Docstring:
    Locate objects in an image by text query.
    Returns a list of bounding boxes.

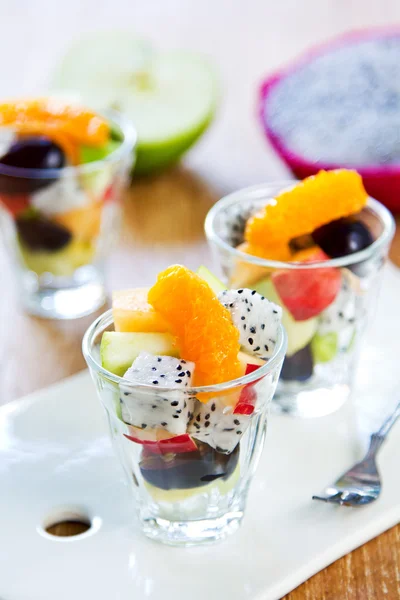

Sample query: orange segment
[245,170,368,249]
[148,265,242,387]
[0,98,109,161]
[112,288,171,333]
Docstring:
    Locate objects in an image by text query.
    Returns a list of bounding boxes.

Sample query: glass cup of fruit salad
[0,98,136,319]
[83,265,287,545]
[205,170,395,418]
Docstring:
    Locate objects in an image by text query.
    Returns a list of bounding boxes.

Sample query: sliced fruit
[80,139,120,164]
[100,331,179,377]
[280,345,314,381]
[239,241,292,261]
[51,32,217,175]
[291,246,323,262]
[230,242,291,288]
[124,426,197,454]
[234,362,262,415]
[311,332,338,363]
[18,238,95,277]
[245,170,368,249]
[79,140,121,197]
[196,265,226,294]
[0,98,109,147]
[112,288,171,333]
[237,350,265,368]
[253,276,317,356]
[53,201,102,241]
[271,249,342,321]
[147,264,242,387]
[0,194,30,217]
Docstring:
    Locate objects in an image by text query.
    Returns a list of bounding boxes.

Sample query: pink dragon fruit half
[259,27,400,213]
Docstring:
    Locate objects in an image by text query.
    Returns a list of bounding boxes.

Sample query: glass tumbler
[0,110,136,319]
[82,309,286,546]
[205,181,395,418]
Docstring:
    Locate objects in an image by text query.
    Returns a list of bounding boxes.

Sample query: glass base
[20,264,107,319]
[141,511,243,547]
[22,281,107,320]
[273,383,350,418]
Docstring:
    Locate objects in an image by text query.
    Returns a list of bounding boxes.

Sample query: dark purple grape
[16,216,71,252]
[140,441,239,491]
[281,345,313,382]
[0,137,65,194]
[312,218,374,259]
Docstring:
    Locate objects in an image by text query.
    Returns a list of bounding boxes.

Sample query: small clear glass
[0,110,136,319]
[82,309,286,546]
[205,181,395,418]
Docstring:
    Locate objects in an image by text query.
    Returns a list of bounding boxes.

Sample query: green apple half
[51,32,218,175]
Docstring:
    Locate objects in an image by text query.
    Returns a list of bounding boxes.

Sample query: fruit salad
[83,265,286,544]
[0,97,131,280]
[205,170,394,416]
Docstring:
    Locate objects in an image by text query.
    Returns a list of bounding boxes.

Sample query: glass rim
[204,181,395,270]
[0,108,137,179]
[82,309,287,393]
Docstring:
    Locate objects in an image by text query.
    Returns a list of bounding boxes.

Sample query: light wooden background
[1,1,400,598]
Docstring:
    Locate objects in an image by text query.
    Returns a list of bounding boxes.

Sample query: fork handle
[375,400,400,439]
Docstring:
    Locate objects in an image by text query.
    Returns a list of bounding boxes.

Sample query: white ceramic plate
[1,264,400,600]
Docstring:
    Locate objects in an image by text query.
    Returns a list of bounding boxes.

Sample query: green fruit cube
[197,265,226,294]
[311,332,338,363]
[101,331,179,377]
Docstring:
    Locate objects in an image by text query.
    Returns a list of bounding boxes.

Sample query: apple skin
[124,426,198,455]
[135,111,214,176]
[234,362,261,415]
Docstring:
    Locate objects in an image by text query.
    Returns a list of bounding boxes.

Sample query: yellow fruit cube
[112,288,171,333]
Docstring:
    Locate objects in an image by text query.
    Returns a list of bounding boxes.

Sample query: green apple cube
[311,332,338,363]
[253,276,318,357]
[101,331,179,377]
[197,266,226,294]
[79,139,121,196]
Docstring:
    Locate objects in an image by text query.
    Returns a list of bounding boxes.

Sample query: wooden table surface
[2,1,400,597]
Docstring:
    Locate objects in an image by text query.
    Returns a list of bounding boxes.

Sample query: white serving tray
[1,264,400,600]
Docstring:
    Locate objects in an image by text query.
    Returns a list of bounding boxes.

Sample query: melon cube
[112,288,171,333]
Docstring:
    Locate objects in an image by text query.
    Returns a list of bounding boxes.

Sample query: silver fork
[312,400,400,507]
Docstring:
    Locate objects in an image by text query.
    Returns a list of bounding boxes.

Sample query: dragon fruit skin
[259,28,400,213]
[219,288,282,358]
[120,352,195,435]
[188,397,251,454]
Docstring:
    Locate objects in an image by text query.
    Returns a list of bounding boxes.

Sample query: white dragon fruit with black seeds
[219,288,282,358]
[188,398,251,454]
[120,352,196,435]
[32,174,87,216]
[318,272,366,351]
[218,201,260,247]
